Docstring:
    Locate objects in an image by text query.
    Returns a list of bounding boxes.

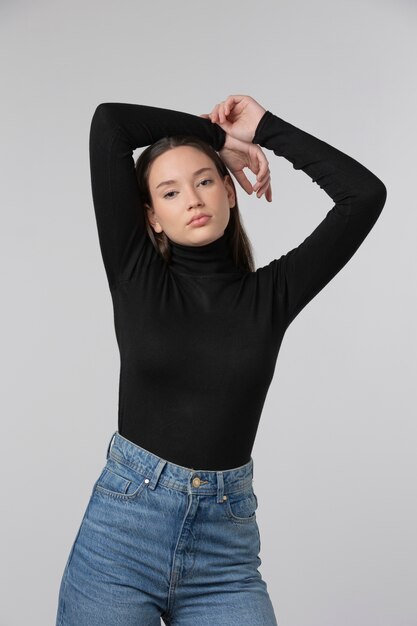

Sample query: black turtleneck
[89,102,386,470]
[167,227,239,276]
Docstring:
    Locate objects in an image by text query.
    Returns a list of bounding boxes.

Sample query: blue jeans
[55,431,278,625]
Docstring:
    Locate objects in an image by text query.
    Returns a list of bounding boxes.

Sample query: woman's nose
[187,189,203,208]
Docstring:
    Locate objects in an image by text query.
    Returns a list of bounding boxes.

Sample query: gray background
[1,0,416,624]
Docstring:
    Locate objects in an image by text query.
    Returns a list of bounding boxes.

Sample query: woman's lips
[188,215,211,227]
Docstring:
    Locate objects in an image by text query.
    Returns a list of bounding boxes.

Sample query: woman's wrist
[222,133,233,151]
[221,133,251,151]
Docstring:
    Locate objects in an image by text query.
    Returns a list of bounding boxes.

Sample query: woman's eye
[199,178,213,186]
[163,191,177,199]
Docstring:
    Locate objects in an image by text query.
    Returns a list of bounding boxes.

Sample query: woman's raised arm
[207,94,387,327]
[89,103,226,290]
[252,110,387,327]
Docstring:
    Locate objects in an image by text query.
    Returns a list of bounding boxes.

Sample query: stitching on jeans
[109,450,253,495]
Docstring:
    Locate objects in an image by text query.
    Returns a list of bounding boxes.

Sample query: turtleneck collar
[167,228,239,276]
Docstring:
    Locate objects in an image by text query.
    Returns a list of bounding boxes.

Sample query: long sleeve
[89,103,227,289]
[252,111,387,328]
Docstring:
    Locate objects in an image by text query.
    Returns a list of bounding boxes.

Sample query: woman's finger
[216,103,223,123]
[253,172,270,191]
[217,103,223,124]
[253,171,270,192]
[253,159,270,185]
[261,182,272,202]
[250,148,269,180]
[254,174,271,197]
[220,102,228,124]
[214,99,233,124]
[224,95,240,116]
[209,95,242,123]
[257,177,272,199]
[233,169,254,195]
[209,104,220,123]
[258,163,270,182]
[255,156,270,183]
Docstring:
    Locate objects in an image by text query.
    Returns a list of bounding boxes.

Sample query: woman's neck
[167,228,238,276]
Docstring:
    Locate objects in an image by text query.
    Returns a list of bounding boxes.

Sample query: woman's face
[146,146,235,246]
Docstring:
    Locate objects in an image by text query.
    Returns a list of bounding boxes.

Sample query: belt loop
[188,471,194,496]
[106,431,117,460]
[216,471,225,503]
[147,458,166,491]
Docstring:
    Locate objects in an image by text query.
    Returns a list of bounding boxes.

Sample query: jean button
[192,476,201,487]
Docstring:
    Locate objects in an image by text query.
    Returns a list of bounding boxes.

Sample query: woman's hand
[218,134,272,201]
[201,95,267,143]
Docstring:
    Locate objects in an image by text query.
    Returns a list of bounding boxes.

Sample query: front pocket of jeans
[225,488,258,524]
[94,463,147,501]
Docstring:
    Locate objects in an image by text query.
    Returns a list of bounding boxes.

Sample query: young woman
[55,95,386,626]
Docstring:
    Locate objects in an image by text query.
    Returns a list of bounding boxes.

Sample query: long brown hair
[134,135,255,273]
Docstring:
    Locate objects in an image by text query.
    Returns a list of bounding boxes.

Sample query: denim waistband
[106,431,254,503]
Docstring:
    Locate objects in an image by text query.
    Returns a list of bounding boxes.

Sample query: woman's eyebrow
[155,167,214,189]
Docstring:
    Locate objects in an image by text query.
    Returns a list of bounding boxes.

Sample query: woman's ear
[224,175,236,209]
[145,203,163,233]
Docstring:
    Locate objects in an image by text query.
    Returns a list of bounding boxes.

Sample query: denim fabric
[55,431,278,625]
